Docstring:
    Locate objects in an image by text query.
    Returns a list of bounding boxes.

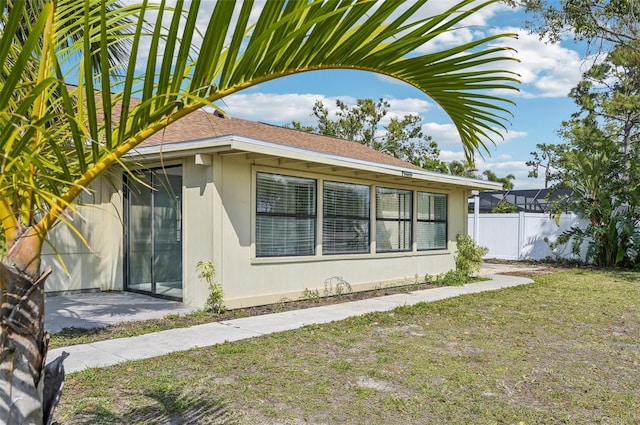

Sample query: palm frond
[2,0,520,242]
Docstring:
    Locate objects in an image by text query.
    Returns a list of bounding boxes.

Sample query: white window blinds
[376,187,413,252]
[256,172,316,257]
[417,192,447,250]
[323,181,370,254]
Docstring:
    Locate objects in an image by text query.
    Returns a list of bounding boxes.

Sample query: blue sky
[213,1,590,190]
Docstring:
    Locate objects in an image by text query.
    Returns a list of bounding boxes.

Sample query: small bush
[300,288,321,303]
[426,269,467,286]
[196,260,225,313]
[455,234,488,278]
[206,283,225,313]
[273,297,292,312]
[490,199,519,213]
[435,269,468,286]
[426,235,488,286]
[323,276,352,298]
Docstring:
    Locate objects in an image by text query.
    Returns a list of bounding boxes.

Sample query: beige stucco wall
[43,153,471,310]
[214,154,467,309]
[42,172,124,293]
[181,155,217,306]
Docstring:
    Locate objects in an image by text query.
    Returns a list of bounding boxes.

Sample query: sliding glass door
[124,166,183,300]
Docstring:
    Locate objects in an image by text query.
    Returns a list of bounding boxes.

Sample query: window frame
[322,180,371,255]
[375,186,413,253]
[252,168,453,261]
[416,191,448,251]
[255,172,317,257]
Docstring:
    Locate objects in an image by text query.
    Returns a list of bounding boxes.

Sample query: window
[256,172,316,257]
[417,192,448,250]
[376,187,412,252]
[323,181,370,254]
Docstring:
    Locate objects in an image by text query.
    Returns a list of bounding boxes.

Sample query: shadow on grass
[69,388,240,424]
[608,270,640,283]
[570,268,640,283]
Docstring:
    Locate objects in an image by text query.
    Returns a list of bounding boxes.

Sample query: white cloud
[422,123,460,146]
[488,28,584,98]
[384,98,432,120]
[408,0,510,27]
[422,122,527,148]
[395,6,585,101]
[424,26,584,100]
[221,93,339,125]
[221,93,435,126]
[438,150,466,162]
[408,1,516,53]
[414,27,476,54]
[498,129,528,144]
[474,157,545,189]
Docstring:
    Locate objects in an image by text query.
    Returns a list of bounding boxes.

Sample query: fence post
[473,191,480,242]
[518,211,525,259]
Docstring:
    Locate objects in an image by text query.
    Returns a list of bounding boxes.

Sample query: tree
[526,143,560,188]
[531,44,640,267]
[567,42,640,176]
[0,0,519,422]
[543,120,640,266]
[482,170,516,189]
[448,160,479,178]
[516,0,639,53]
[291,98,449,173]
[491,199,520,213]
[517,1,640,266]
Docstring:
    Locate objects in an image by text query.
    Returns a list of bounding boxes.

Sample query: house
[42,110,501,308]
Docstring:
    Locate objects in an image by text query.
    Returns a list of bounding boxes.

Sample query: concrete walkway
[48,274,534,374]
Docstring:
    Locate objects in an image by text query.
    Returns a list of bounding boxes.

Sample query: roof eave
[127,135,502,191]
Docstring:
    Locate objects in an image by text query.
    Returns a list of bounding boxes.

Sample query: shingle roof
[139,109,424,171]
[83,85,426,171]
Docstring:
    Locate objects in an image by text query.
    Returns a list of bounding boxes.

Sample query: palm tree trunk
[0,233,65,425]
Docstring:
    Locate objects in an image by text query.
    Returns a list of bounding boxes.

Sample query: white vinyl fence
[468,212,589,261]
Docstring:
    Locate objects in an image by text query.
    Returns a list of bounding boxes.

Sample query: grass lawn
[54,270,640,424]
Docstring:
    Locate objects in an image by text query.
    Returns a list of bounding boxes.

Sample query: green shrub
[455,234,488,278]
[490,199,519,213]
[300,288,321,303]
[434,269,467,286]
[428,235,488,286]
[196,260,225,313]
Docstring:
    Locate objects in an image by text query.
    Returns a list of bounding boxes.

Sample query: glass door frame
[123,165,183,301]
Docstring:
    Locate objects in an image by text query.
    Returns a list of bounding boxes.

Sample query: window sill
[251,249,451,265]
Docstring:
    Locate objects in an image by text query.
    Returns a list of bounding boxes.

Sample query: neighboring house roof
[124,107,500,191]
[468,188,574,213]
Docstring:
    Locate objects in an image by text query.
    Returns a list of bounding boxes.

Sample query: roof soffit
[129,134,501,191]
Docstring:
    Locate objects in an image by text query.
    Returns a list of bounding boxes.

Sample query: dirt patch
[481,259,580,277]
[217,282,442,318]
[355,376,414,398]
[499,266,570,277]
